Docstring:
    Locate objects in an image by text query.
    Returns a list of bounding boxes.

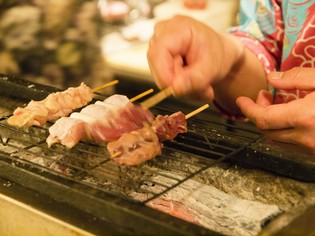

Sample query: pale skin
[237,67,315,151]
[147,15,315,152]
[147,15,267,115]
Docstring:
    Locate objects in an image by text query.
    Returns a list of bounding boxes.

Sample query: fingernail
[268,71,283,80]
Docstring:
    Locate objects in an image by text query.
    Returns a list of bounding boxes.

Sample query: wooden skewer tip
[111,151,121,159]
[130,88,154,102]
[185,104,209,120]
[92,80,119,92]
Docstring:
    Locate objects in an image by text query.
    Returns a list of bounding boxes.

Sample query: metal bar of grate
[0,107,250,204]
[2,75,315,236]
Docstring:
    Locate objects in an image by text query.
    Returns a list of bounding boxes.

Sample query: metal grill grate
[0,106,261,204]
[1,75,315,235]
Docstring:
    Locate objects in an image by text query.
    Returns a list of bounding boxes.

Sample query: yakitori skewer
[109,104,210,163]
[46,89,155,148]
[7,80,119,128]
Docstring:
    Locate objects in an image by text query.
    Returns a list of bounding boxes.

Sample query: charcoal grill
[0,74,315,236]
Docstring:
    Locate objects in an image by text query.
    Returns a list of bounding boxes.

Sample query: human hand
[236,67,315,151]
[183,0,207,9]
[147,15,243,101]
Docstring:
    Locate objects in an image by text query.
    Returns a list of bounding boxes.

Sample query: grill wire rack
[1,74,315,235]
[0,104,261,204]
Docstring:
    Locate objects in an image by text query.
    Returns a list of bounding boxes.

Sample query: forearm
[213,45,268,115]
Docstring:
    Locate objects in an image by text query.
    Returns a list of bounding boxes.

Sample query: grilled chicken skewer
[47,89,155,148]
[46,87,172,148]
[7,80,119,128]
[108,104,209,166]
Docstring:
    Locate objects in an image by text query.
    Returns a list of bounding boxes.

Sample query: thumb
[236,96,255,116]
[203,86,215,101]
[172,64,212,97]
[255,90,273,106]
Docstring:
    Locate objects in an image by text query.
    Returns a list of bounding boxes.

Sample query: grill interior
[1,74,315,236]
[0,97,259,204]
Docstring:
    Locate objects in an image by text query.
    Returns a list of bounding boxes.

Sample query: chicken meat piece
[47,117,85,148]
[152,111,187,141]
[46,94,154,148]
[107,111,187,166]
[7,82,93,128]
[85,105,155,143]
[107,125,162,166]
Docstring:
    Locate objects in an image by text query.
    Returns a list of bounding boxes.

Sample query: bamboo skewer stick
[140,86,173,109]
[111,152,122,159]
[130,89,154,102]
[185,104,209,119]
[93,81,152,103]
[92,80,119,92]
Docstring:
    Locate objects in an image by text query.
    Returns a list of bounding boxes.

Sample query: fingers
[147,38,176,89]
[171,63,213,96]
[263,128,315,151]
[184,0,207,9]
[147,16,215,99]
[255,90,273,106]
[147,15,230,101]
[268,67,315,91]
[236,96,294,130]
[238,92,315,151]
[147,16,193,90]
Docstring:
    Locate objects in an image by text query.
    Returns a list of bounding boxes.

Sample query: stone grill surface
[0,75,315,236]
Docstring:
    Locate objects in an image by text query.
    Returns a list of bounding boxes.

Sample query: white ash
[6,145,72,175]
[196,163,315,212]
[0,139,27,154]
[145,174,281,236]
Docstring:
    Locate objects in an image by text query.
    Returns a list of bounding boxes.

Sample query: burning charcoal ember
[146,177,282,236]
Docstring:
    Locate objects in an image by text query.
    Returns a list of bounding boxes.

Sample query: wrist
[220,34,245,79]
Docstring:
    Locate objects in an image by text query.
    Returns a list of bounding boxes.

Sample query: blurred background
[0,0,239,90]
